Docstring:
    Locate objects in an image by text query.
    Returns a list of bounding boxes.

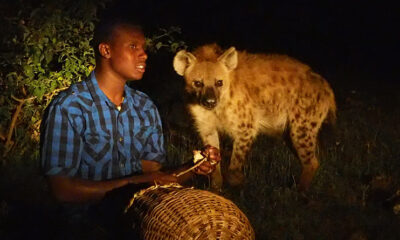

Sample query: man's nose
[139,49,148,60]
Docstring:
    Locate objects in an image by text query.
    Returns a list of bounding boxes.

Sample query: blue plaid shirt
[40,72,166,180]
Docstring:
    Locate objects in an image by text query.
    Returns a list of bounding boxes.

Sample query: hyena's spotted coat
[173,44,336,191]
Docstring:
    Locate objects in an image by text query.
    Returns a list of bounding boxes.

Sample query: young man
[40,17,220,204]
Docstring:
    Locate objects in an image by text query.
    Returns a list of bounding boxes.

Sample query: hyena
[173,44,336,191]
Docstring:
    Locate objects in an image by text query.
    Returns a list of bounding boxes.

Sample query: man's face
[107,25,147,81]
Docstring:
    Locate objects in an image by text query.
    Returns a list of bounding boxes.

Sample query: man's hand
[193,145,221,175]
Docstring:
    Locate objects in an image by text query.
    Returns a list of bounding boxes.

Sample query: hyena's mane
[192,43,223,62]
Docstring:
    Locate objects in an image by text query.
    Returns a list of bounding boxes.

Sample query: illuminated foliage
[0,0,186,163]
[0,0,104,162]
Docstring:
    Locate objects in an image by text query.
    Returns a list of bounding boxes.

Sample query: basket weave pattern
[126,184,255,240]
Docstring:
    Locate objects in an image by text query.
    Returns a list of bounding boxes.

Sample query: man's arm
[47,175,130,203]
[48,146,221,203]
[47,160,178,203]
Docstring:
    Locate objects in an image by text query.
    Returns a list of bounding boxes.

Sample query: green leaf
[50,80,57,92]
[23,65,34,79]
[155,42,163,50]
[45,51,53,64]
[33,87,45,99]
[171,42,179,52]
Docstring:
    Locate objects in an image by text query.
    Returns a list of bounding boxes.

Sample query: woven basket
[125,184,255,240]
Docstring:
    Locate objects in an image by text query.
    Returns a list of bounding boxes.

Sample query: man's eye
[193,81,204,88]
[130,44,137,49]
[215,80,223,87]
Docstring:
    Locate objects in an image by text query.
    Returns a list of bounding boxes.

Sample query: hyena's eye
[215,80,223,87]
[193,80,204,88]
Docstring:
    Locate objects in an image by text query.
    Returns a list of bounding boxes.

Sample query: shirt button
[119,137,123,142]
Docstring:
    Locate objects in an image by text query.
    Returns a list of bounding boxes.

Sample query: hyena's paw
[226,169,245,186]
[297,161,319,192]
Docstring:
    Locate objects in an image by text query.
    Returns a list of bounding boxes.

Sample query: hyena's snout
[200,87,218,109]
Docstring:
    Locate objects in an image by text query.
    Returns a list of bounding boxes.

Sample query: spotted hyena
[173,44,336,191]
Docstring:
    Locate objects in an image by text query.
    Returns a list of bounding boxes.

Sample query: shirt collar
[86,71,145,111]
[86,71,111,106]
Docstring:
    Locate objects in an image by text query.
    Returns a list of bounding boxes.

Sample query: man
[40,17,221,204]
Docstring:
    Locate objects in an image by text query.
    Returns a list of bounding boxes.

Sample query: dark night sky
[113,0,398,88]
[1,0,396,88]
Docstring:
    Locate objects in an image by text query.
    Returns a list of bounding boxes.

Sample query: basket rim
[124,183,189,213]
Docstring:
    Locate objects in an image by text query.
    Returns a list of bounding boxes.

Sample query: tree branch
[2,86,69,160]
[3,100,24,158]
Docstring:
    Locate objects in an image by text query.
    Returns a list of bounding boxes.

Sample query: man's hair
[92,17,143,59]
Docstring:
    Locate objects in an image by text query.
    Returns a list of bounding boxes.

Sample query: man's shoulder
[50,80,92,109]
[125,86,149,99]
[126,87,157,111]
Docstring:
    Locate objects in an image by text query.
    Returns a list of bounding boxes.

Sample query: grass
[1,75,399,239]
[161,81,400,239]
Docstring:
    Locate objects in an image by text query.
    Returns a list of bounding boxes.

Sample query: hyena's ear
[218,47,238,71]
[173,50,197,76]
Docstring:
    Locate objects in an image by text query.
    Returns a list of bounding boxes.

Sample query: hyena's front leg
[202,131,224,190]
[226,128,256,186]
[195,124,223,189]
[190,106,223,189]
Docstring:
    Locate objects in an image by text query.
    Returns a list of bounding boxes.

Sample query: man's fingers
[194,162,216,175]
[202,145,221,163]
[191,145,221,176]
[200,161,212,168]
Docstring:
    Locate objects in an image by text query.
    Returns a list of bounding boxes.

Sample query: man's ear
[98,43,111,59]
[218,47,238,71]
[173,50,197,76]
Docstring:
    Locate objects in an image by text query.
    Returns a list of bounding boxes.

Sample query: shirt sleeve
[140,107,166,164]
[40,100,83,177]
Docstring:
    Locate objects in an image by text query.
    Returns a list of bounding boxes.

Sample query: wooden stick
[173,157,207,177]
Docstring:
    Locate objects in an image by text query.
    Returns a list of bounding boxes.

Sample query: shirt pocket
[83,132,112,162]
